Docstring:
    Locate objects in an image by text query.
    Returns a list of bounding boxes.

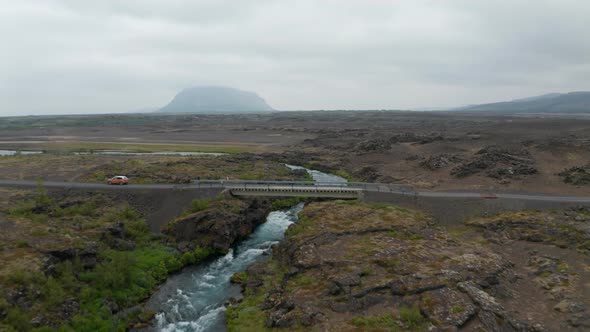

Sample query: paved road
[416,191,590,203]
[0,179,181,190]
[1,179,590,203]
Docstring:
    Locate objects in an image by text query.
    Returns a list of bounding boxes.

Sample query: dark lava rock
[452,145,537,179]
[163,198,272,252]
[354,139,391,153]
[419,287,477,328]
[559,164,590,185]
[107,222,125,238]
[101,222,138,252]
[109,238,137,251]
[352,166,380,182]
[420,153,462,170]
[458,281,545,332]
[388,132,444,145]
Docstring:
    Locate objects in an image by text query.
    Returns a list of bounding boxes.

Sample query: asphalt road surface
[1,179,589,203]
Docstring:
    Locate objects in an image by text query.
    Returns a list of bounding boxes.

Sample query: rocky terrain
[227,201,590,331]
[450,145,537,181]
[2,111,590,194]
[162,196,273,252]
[559,164,590,185]
[0,187,165,330]
[0,186,279,331]
[0,153,306,184]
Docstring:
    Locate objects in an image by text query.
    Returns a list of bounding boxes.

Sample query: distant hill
[456,91,590,113]
[159,86,274,113]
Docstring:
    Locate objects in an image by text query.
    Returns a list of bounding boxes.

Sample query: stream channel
[144,166,347,332]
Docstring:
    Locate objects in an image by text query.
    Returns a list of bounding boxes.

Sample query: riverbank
[0,187,211,331]
[145,203,304,331]
[0,185,289,331]
[227,201,590,331]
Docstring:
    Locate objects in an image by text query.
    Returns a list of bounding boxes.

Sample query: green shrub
[399,305,425,328]
[178,198,211,217]
[409,233,425,241]
[94,252,136,291]
[57,259,80,290]
[180,246,216,266]
[351,314,398,329]
[44,276,66,306]
[271,197,304,210]
[15,240,30,248]
[165,256,182,273]
[578,240,590,251]
[125,219,150,242]
[151,261,168,282]
[30,228,49,236]
[35,180,54,208]
[451,305,464,313]
[64,201,97,217]
[230,271,248,284]
[387,231,400,238]
[119,206,139,220]
[5,308,31,331]
[8,202,35,217]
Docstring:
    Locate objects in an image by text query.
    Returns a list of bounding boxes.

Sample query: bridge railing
[189,180,414,194]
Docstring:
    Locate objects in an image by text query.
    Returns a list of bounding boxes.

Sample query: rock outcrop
[559,164,590,185]
[420,153,462,170]
[163,197,272,252]
[227,201,584,331]
[452,145,537,180]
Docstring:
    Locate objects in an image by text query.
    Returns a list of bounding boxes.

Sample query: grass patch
[2,142,251,154]
[409,233,425,241]
[0,194,220,331]
[226,261,287,332]
[374,257,400,271]
[451,305,464,313]
[399,305,426,329]
[271,197,305,210]
[230,271,248,284]
[179,198,211,217]
[286,274,315,292]
[332,169,361,182]
[285,214,313,237]
[351,314,399,330]
[360,266,374,276]
[15,240,30,248]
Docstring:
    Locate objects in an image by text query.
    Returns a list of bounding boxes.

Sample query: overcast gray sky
[1,0,589,115]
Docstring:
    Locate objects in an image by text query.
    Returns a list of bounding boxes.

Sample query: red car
[107,176,129,185]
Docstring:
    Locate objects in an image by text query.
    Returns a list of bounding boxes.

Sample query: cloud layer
[1,0,589,115]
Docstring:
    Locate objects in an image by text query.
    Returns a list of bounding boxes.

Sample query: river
[144,166,346,332]
[0,150,43,156]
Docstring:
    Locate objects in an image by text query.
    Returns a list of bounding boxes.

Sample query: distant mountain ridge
[158,86,274,113]
[456,91,590,113]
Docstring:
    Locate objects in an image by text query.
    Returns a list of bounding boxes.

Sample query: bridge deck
[228,185,363,198]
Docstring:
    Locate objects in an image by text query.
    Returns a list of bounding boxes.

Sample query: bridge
[193,180,413,198]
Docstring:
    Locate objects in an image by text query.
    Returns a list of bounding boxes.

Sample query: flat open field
[2,111,590,194]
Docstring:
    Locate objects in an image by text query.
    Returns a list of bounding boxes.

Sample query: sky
[1,0,589,115]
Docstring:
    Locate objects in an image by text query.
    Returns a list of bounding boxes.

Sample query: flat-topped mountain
[159,86,274,113]
[457,91,590,113]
